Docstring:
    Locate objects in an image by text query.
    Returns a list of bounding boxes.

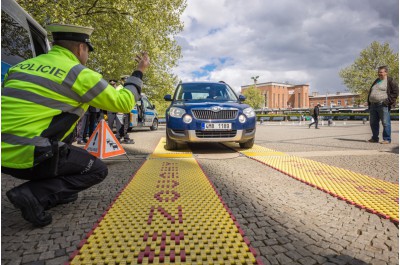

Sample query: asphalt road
[2,121,399,265]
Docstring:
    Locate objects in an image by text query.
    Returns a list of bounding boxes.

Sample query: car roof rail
[218,80,226,84]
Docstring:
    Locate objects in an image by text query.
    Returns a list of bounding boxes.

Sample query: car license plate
[201,123,232,131]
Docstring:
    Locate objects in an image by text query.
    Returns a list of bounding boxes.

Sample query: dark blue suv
[164,81,256,150]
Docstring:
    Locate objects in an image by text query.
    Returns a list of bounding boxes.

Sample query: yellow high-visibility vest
[1,45,142,169]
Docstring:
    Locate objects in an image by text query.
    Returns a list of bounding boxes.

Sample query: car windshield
[174,83,238,101]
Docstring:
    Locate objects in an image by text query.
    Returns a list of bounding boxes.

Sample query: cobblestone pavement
[1,122,398,264]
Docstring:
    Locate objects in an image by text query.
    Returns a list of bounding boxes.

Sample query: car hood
[171,101,250,111]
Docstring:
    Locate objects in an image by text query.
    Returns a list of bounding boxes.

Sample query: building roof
[310,92,359,98]
[241,82,297,88]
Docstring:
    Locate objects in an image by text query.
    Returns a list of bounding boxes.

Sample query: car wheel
[239,137,254,149]
[165,132,178,150]
[150,119,158,131]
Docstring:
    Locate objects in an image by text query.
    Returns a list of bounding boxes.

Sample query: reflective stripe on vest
[81,78,109,103]
[6,65,107,104]
[61,64,85,89]
[2,133,51,147]
[6,71,82,101]
[2,87,85,117]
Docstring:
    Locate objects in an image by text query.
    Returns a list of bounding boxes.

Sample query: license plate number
[201,123,232,130]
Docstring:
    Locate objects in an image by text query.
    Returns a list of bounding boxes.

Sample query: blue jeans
[369,103,391,142]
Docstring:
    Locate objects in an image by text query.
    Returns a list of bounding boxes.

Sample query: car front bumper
[167,128,256,143]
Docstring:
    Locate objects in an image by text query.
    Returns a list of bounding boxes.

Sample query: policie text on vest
[12,63,66,78]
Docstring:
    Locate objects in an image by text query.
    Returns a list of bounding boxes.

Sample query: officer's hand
[135,52,150,73]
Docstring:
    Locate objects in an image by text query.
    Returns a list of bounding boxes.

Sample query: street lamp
[251,76,259,86]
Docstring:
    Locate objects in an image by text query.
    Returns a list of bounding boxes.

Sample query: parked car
[164,81,256,150]
[114,95,158,131]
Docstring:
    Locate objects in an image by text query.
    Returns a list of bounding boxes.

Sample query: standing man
[367,66,399,144]
[76,110,90,144]
[308,104,320,129]
[118,75,134,144]
[107,79,123,140]
[1,23,150,227]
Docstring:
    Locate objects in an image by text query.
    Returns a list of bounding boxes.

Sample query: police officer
[1,23,150,227]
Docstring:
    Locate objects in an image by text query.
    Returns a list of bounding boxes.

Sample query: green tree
[242,85,264,109]
[18,0,186,108]
[339,41,399,101]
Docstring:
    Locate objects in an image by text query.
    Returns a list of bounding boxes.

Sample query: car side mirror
[152,104,156,109]
[164,94,172,101]
[238,95,246,102]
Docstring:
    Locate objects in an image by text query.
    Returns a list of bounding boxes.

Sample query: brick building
[309,92,362,108]
[241,82,309,109]
[241,82,363,109]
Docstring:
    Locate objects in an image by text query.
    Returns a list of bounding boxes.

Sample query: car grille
[195,130,237,138]
[192,109,238,120]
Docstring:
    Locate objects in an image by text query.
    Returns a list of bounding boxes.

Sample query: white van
[1,0,50,81]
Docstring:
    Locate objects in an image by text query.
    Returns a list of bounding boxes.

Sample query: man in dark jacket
[309,104,320,129]
[367,66,399,144]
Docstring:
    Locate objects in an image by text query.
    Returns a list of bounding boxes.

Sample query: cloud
[174,0,399,94]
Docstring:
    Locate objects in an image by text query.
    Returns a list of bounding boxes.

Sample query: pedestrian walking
[367,66,399,144]
[1,23,150,227]
[309,104,321,129]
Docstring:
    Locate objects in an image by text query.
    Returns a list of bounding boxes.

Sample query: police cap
[46,23,94,52]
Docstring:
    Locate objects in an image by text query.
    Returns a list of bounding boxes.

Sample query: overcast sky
[173,0,399,94]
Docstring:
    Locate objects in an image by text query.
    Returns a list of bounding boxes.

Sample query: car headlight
[169,107,186,118]
[239,114,247,123]
[243,107,255,118]
[183,114,192,124]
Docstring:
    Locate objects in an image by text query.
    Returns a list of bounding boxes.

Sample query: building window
[278,94,280,108]
[337,100,341,106]
[345,100,348,105]
[298,93,301,108]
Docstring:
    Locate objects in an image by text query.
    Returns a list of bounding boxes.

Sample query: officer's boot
[123,138,134,144]
[6,186,52,227]
[43,193,79,210]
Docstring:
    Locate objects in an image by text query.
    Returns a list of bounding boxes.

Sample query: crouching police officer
[1,24,150,227]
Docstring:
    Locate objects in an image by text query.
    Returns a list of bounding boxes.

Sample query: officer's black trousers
[2,145,108,209]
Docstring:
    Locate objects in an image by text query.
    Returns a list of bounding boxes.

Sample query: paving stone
[285,250,303,261]
[369,259,388,265]
[258,246,277,256]
[251,240,265,248]
[306,244,324,255]
[295,247,313,257]
[23,261,45,265]
[45,256,69,265]
[54,248,66,257]
[329,242,344,252]
[271,245,287,253]
[299,256,317,265]
[21,254,40,264]
[264,238,279,246]
[274,253,293,264]
[38,250,55,260]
